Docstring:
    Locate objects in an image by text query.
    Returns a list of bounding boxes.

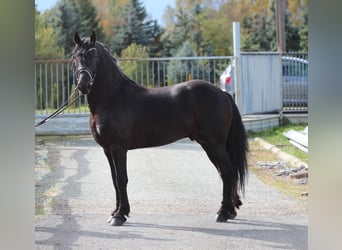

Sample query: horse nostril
[77,82,91,95]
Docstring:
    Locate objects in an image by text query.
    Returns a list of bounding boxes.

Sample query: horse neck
[87,50,145,111]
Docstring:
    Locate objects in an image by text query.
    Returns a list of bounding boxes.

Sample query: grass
[248,120,308,164]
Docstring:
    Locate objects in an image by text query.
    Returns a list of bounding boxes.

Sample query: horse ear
[90,31,96,46]
[74,32,82,46]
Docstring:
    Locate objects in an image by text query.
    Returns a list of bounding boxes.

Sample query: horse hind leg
[216,174,240,222]
[198,140,239,222]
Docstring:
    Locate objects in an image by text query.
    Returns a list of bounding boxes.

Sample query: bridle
[74,48,96,86]
[76,67,96,87]
[75,47,97,88]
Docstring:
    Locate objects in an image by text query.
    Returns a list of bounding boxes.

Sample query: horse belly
[130,110,193,149]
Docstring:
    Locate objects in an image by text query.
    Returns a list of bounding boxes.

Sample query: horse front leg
[104,149,120,222]
[106,146,130,226]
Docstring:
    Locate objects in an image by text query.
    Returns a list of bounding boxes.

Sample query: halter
[75,47,97,87]
[76,67,96,86]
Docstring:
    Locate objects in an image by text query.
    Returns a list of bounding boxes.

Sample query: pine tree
[76,0,104,38]
[241,13,272,52]
[50,0,104,58]
[111,0,161,56]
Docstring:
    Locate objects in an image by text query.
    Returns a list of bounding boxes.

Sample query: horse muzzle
[77,68,95,95]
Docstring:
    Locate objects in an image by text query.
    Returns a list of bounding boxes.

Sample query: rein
[35,87,83,127]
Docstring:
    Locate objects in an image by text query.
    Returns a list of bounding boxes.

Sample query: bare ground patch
[248,139,308,202]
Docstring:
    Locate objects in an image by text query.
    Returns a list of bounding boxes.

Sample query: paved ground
[35,136,307,249]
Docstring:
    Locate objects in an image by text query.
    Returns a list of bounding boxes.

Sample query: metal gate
[239,53,283,115]
[236,52,308,115]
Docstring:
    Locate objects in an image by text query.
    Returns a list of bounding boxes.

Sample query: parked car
[219,64,235,96]
[282,56,308,106]
[219,56,308,106]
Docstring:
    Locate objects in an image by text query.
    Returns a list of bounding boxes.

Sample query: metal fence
[34,56,233,115]
[34,53,308,116]
[35,59,84,115]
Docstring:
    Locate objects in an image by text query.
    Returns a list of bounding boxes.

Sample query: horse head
[72,31,99,95]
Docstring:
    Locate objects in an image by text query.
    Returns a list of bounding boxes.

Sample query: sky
[35,0,175,26]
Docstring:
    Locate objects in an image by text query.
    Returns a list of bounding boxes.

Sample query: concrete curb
[254,137,308,169]
[35,114,280,136]
[35,114,90,135]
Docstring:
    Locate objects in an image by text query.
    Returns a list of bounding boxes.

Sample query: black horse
[72,32,248,226]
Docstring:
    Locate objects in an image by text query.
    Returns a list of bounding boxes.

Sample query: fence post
[233,22,243,113]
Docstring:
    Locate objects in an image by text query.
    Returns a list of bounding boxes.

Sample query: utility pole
[276,0,286,52]
[233,22,242,112]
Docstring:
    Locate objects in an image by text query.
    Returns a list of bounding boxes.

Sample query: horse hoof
[227,210,237,219]
[235,199,243,209]
[109,216,126,226]
[215,214,228,223]
[107,216,114,223]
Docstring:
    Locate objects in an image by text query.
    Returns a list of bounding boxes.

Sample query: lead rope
[35,87,83,127]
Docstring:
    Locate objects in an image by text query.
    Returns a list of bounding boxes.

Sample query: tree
[241,0,304,52]
[169,7,192,55]
[47,0,104,58]
[120,43,152,86]
[162,4,202,56]
[199,9,232,56]
[284,9,301,52]
[35,7,65,110]
[299,13,308,51]
[91,0,129,38]
[167,41,196,84]
[111,0,162,57]
[241,13,272,52]
[35,8,64,59]
[146,20,164,57]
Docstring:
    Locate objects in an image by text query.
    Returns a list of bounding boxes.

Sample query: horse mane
[95,42,141,88]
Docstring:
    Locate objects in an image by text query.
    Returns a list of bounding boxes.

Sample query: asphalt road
[35,137,307,249]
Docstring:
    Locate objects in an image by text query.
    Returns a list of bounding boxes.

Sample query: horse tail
[226,94,249,194]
